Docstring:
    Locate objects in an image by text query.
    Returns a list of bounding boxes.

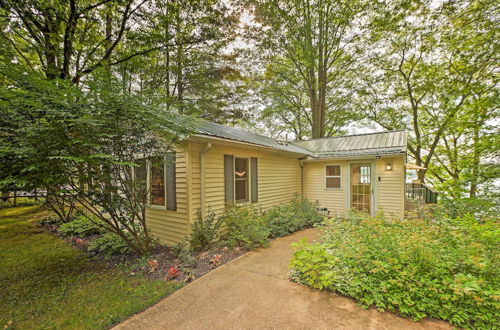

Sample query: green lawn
[0,206,182,330]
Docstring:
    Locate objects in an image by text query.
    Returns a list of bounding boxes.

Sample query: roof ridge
[293,130,406,142]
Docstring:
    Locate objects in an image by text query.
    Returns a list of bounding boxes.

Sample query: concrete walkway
[115,229,451,330]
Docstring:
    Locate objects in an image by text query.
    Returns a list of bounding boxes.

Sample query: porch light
[385,162,392,171]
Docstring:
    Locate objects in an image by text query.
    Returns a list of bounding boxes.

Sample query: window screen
[326,165,341,188]
[234,157,249,202]
[150,158,165,206]
[166,153,176,211]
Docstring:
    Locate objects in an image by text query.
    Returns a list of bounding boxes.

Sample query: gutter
[300,152,406,162]
[190,134,312,157]
[200,143,212,219]
[300,160,305,195]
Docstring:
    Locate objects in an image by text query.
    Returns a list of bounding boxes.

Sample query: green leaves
[252,0,365,138]
[290,215,500,328]
[0,64,194,255]
[263,196,323,238]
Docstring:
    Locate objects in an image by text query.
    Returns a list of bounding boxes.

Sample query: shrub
[172,239,191,257]
[263,196,322,238]
[58,215,104,237]
[179,251,198,268]
[171,239,197,268]
[290,215,500,328]
[88,232,132,257]
[40,215,65,226]
[220,205,269,249]
[433,197,498,221]
[189,210,225,250]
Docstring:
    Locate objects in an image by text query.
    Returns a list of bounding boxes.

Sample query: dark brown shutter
[224,155,234,203]
[251,157,258,202]
[166,152,177,211]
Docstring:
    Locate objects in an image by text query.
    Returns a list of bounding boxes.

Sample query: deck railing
[406,183,438,204]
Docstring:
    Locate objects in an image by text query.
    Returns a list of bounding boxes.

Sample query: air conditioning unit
[317,207,328,217]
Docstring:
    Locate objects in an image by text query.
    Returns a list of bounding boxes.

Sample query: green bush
[263,196,322,238]
[189,210,225,250]
[220,205,269,249]
[433,197,498,221]
[290,215,500,328]
[172,239,191,257]
[179,250,198,268]
[58,215,104,237]
[40,215,65,226]
[177,198,322,252]
[89,232,132,257]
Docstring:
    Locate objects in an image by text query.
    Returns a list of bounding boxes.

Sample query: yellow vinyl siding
[189,143,203,216]
[189,142,302,219]
[147,139,406,246]
[146,148,189,245]
[304,156,405,219]
[376,156,405,218]
[303,161,348,217]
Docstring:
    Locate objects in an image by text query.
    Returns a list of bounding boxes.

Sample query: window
[134,154,176,210]
[224,155,258,204]
[234,157,249,202]
[134,159,148,202]
[325,165,341,189]
[150,158,165,206]
[359,166,371,184]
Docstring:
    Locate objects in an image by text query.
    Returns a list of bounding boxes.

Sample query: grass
[0,205,183,329]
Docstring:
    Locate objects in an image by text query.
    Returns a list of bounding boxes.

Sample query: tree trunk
[175,10,184,112]
[104,7,113,76]
[44,15,59,80]
[469,125,480,198]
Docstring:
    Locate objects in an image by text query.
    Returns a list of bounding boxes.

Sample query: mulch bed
[38,221,246,284]
[130,245,245,283]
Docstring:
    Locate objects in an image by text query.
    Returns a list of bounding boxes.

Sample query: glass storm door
[350,164,372,213]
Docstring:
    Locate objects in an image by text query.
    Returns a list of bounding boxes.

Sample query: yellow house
[143,120,407,245]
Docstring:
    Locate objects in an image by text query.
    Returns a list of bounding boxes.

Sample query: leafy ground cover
[0,197,323,329]
[290,214,500,329]
[0,206,182,330]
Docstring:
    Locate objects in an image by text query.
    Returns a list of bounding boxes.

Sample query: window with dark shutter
[134,159,148,203]
[224,155,234,203]
[150,157,165,206]
[166,152,177,211]
[251,157,258,202]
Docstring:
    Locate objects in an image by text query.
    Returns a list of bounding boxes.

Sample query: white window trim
[325,164,342,190]
[234,156,251,204]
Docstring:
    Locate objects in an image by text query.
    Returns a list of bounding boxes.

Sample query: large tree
[114,0,241,121]
[249,0,366,138]
[0,0,157,83]
[355,0,498,188]
[0,65,191,254]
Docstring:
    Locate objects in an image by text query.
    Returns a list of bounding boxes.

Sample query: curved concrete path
[115,229,450,330]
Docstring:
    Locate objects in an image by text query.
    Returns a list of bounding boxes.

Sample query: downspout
[300,160,305,196]
[200,143,212,219]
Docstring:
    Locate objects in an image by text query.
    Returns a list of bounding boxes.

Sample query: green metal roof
[190,119,314,155]
[180,117,406,158]
[292,130,407,158]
